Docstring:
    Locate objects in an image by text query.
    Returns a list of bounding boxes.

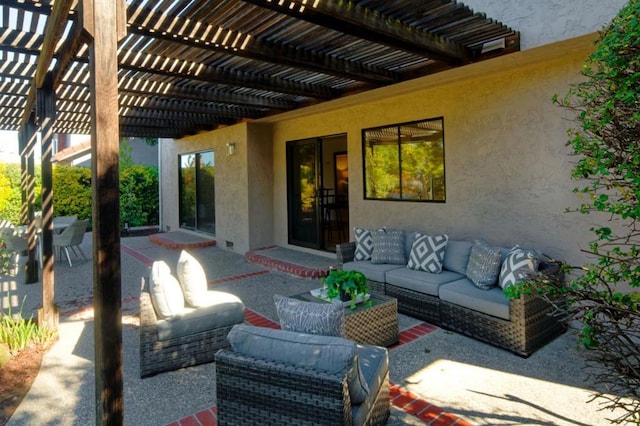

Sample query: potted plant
[321,268,369,310]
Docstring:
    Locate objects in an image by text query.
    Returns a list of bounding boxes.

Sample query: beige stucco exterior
[159,123,273,254]
[160,33,610,266]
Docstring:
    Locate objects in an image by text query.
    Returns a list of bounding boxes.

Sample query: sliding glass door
[179,150,216,234]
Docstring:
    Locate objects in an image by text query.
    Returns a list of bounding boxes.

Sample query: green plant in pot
[321,269,369,310]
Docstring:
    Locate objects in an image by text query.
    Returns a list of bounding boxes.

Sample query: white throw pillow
[176,250,208,307]
[150,260,184,319]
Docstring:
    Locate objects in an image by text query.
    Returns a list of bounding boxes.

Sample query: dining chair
[0,225,29,274]
[53,219,89,267]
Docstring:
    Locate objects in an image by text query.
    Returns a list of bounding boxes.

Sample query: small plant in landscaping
[0,295,57,356]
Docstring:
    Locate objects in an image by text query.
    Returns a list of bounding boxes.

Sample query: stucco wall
[462,0,626,50]
[246,123,275,250]
[159,124,253,253]
[269,37,602,266]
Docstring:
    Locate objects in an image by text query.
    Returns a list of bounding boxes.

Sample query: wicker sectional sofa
[337,231,565,357]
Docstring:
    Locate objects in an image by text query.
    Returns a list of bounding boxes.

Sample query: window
[179,150,216,234]
[363,117,445,201]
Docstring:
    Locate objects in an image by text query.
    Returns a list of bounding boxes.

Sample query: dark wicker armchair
[215,349,390,425]
[139,277,244,377]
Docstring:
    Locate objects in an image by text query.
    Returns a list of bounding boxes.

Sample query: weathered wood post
[36,73,59,327]
[18,116,39,284]
[80,0,127,423]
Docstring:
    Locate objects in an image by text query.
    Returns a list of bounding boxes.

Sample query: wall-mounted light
[226,142,236,156]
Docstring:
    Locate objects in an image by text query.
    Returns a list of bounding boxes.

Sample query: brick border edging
[245,250,330,278]
[148,233,216,250]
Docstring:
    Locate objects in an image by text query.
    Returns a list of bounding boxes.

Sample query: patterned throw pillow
[466,239,502,290]
[371,229,406,265]
[499,249,539,290]
[354,227,374,261]
[274,294,345,337]
[407,233,449,273]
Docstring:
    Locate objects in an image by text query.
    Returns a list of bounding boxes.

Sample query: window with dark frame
[362,117,445,202]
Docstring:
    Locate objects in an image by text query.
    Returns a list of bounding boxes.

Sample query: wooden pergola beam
[244,0,473,64]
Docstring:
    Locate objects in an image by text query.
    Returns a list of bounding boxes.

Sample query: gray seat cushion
[385,267,465,296]
[439,278,510,320]
[227,324,370,404]
[156,290,245,340]
[342,261,403,283]
[443,240,473,274]
[352,344,389,426]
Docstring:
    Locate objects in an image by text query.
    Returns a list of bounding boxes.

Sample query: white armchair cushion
[176,250,208,307]
[150,260,184,319]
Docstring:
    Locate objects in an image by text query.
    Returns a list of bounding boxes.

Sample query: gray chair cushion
[342,261,403,283]
[371,229,406,265]
[227,324,369,404]
[156,290,245,340]
[439,278,510,320]
[466,239,502,290]
[273,294,345,337]
[443,240,473,274]
[386,267,465,296]
[352,344,389,425]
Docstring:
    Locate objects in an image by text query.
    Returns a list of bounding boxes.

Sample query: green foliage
[120,164,159,227]
[53,165,93,220]
[0,159,159,230]
[0,163,41,225]
[321,269,369,310]
[0,295,57,356]
[513,2,640,422]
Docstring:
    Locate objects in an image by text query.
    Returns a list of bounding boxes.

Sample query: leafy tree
[0,163,41,225]
[508,2,640,423]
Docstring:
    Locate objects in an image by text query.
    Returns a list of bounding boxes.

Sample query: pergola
[0,0,519,423]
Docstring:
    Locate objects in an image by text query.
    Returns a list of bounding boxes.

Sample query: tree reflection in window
[363,117,445,201]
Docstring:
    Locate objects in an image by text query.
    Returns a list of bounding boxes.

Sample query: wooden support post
[81,0,127,423]
[18,116,39,284]
[36,74,59,326]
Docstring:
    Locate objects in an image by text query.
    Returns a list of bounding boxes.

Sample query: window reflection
[363,118,445,201]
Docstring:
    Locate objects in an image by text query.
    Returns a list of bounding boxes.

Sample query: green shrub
[0,163,41,225]
[53,165,93,220]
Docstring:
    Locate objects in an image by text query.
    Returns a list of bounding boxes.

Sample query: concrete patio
[0,231,631,425]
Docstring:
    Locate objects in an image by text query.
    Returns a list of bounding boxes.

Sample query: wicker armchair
[139,277,244,377]
[215,349,390,425]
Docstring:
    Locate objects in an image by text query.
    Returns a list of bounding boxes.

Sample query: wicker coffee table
[292,290,399,347]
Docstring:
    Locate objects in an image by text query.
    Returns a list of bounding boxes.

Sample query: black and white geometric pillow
[499,249,539,290]
[407,233,449,273]
[354,227,375,261]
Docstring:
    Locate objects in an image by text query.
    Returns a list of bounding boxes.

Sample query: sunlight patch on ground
[403,359,625,425]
